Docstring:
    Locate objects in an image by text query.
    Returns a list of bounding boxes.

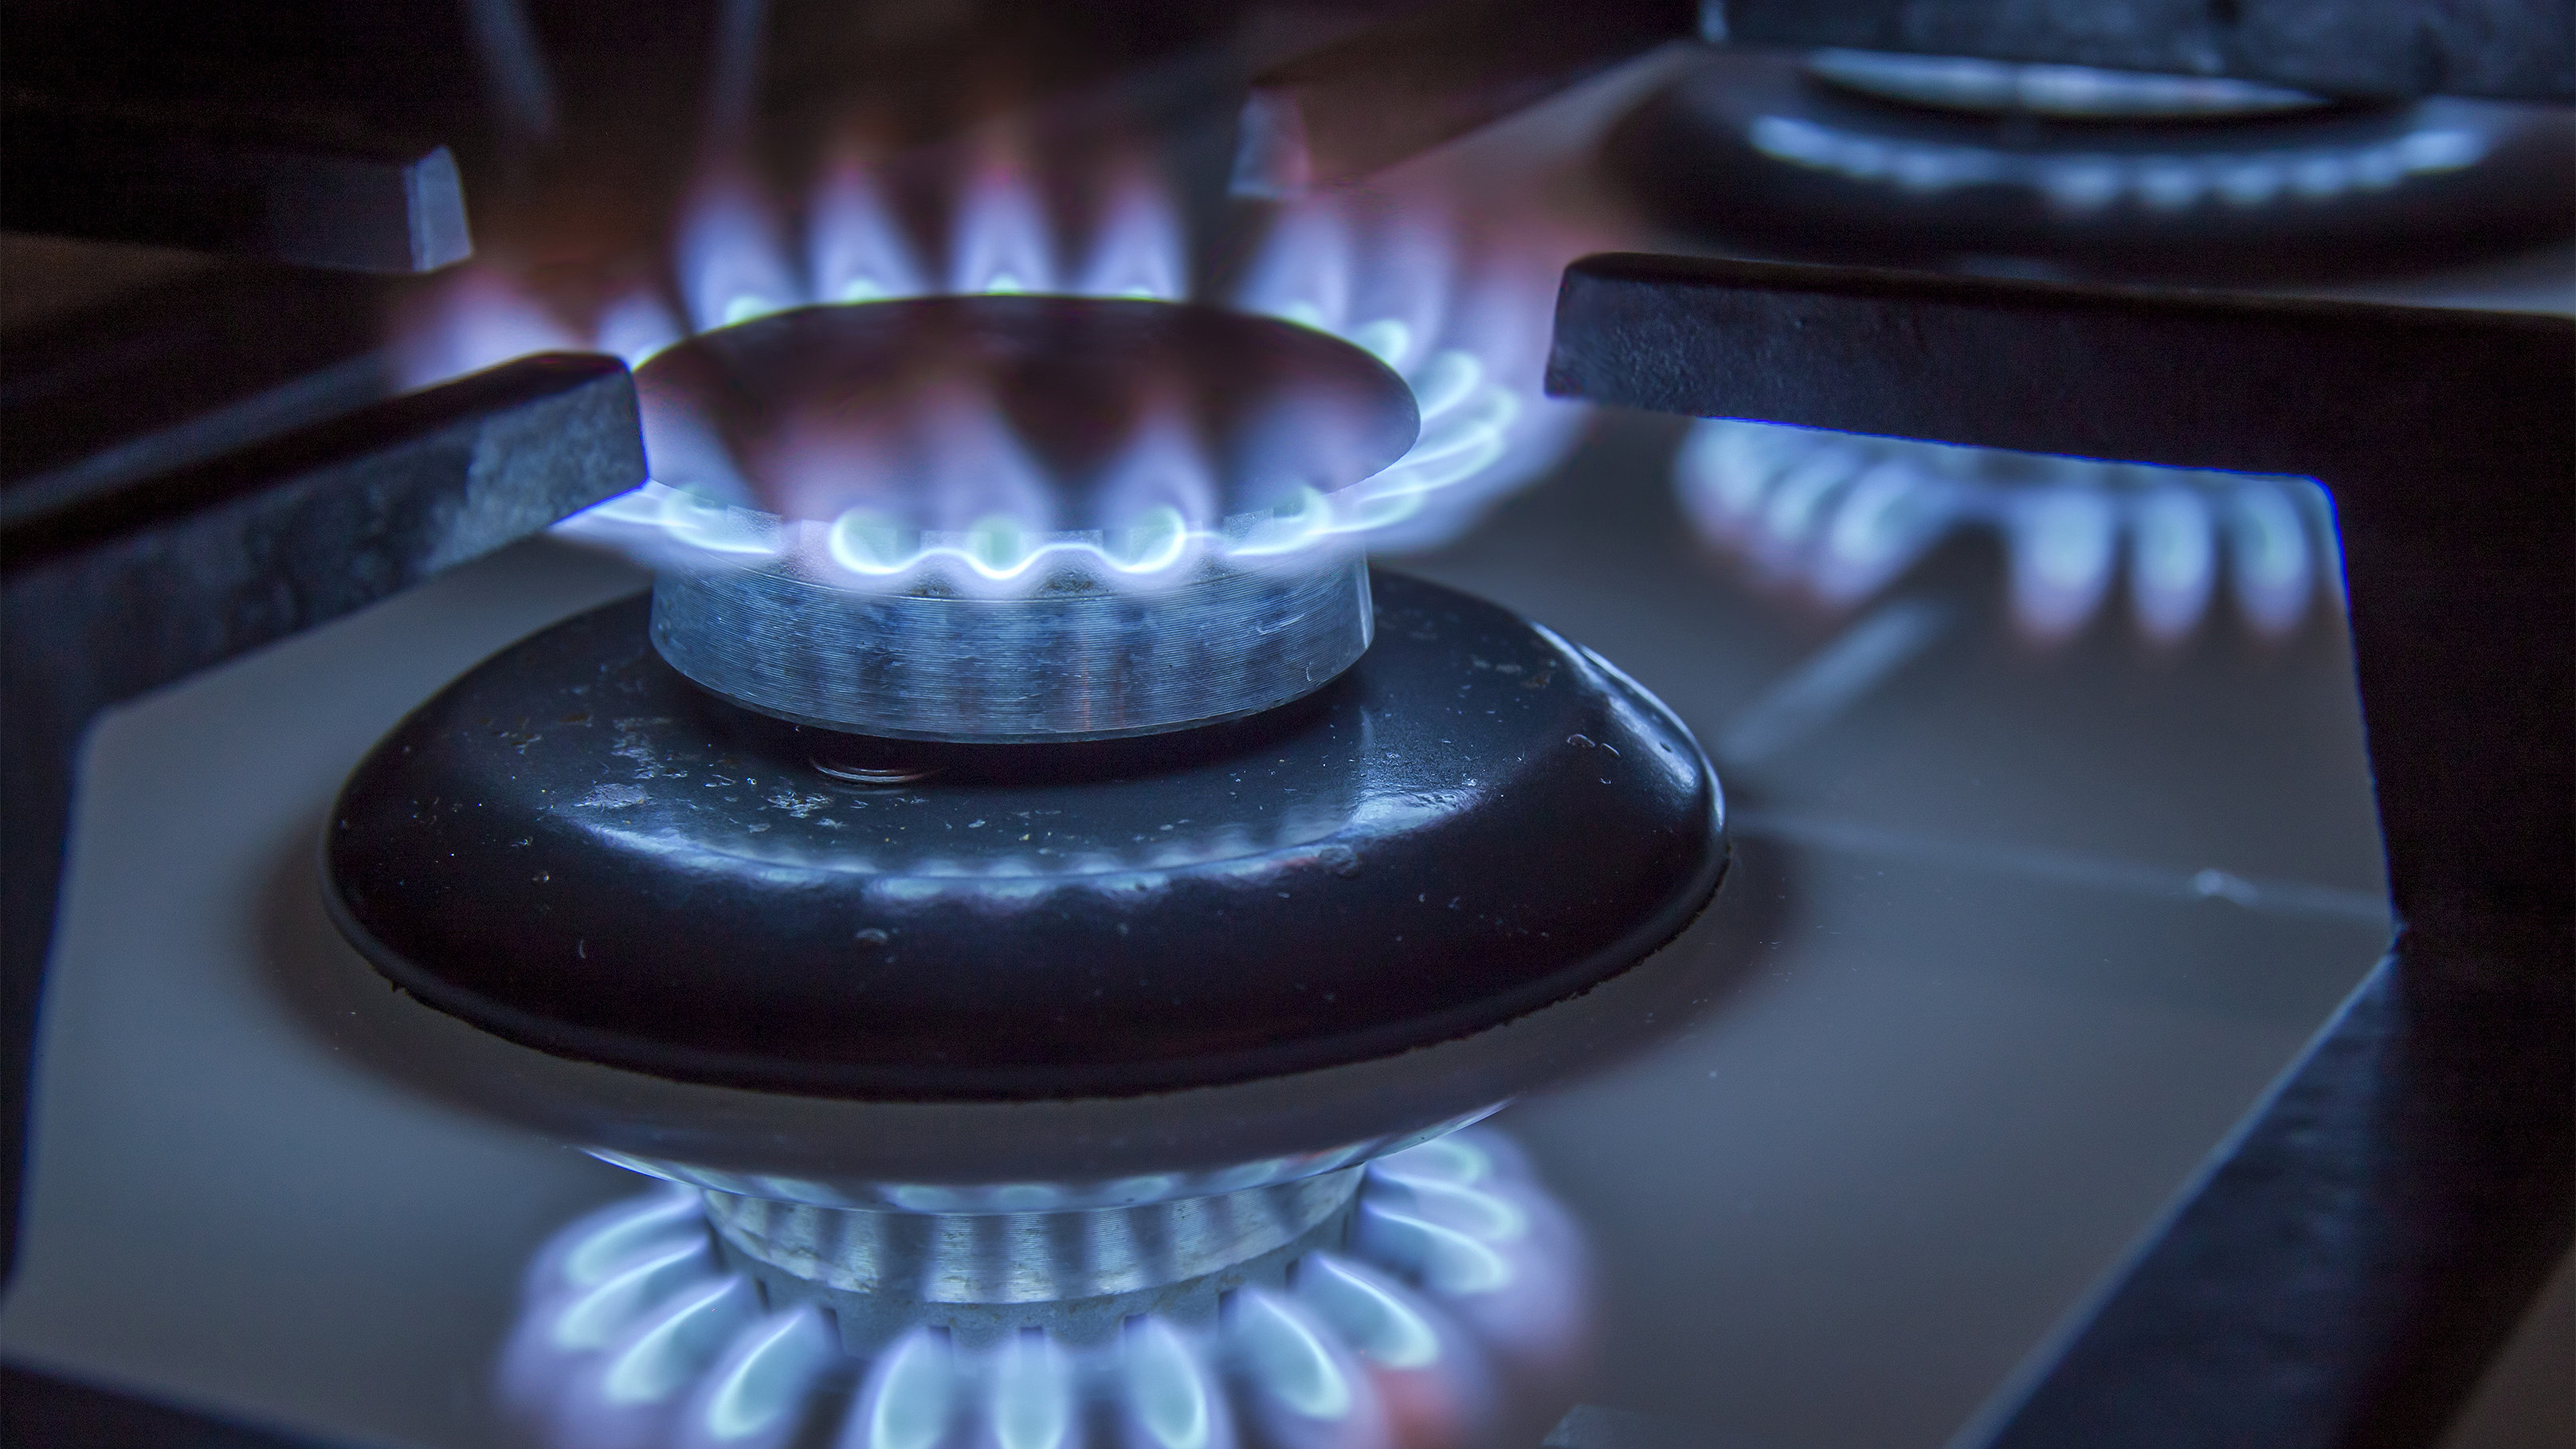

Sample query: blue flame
[500,1128,1588,1449]
[1233,1291,1355,1421]
[1676,418,2339,643]
[406,141,1588,597]
[1745,112,2493,213]
[857,1330,956,1449]
[602,1277,759,1407]
[1120,1318,1223,1449]
[988,1332,1076,1449]
[687,1307,837,1447]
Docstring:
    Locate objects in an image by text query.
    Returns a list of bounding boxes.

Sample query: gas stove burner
[1676,419,2337,643]
[310,565,1723,1400]
[1802,49,2327,122]
[409,165,1589,571]
[499,1129,1584,1449]
[618,296,1419,740]
[1605,51,2575,280]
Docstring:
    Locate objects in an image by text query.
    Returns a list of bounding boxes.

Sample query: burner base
[706,1171,1362,1351]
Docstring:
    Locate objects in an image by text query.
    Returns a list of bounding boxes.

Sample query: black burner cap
[324,571,1726,1099]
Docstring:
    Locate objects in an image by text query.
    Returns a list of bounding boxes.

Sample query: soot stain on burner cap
[323,571,1727,1101]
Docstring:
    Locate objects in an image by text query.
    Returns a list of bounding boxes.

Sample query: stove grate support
[0,351,647,1292]
[1545,250,2574,1449]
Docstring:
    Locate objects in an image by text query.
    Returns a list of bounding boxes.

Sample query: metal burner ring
[652,553,1371,740]
[627,296,1417,741]
[703,1169,1362,1349]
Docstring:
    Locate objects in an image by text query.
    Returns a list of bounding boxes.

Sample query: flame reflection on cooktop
[499,1130,1583,1449]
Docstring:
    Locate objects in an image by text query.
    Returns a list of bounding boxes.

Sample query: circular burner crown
[629,297,1420,741]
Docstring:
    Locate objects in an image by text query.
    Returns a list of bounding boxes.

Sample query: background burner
[621,295,1420,739]
[1604,49,2576,283]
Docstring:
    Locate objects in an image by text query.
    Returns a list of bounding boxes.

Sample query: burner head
[647,553,1377,742]
[629,296,1421,740]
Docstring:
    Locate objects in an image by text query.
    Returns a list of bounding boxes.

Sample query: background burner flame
[620,295,1416,604]
[1676,419,2343,645]
[398,135,1587,593]
[1742,108,2495,214]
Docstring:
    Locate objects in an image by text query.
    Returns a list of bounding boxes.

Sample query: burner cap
[322,572,1725,1120]
[627,297,1421,741]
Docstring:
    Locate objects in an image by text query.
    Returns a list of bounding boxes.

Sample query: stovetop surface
[0,401,2391,1449]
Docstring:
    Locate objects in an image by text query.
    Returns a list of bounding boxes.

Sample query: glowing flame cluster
[500,1130,1585,1449]
[1676,419,2342,644]
[400,147,1584,593]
